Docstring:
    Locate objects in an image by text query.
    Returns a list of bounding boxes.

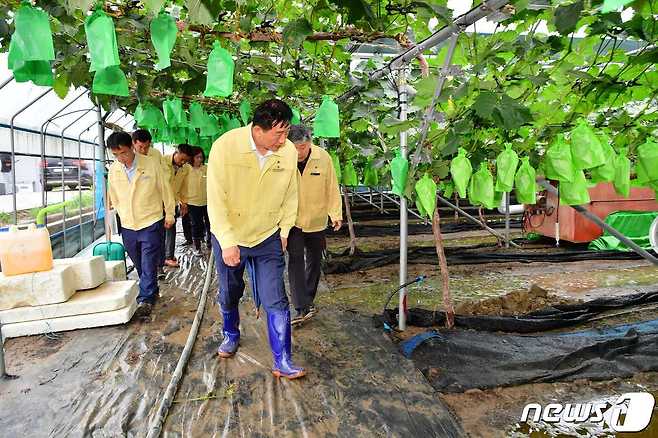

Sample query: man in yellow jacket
[132,129,162,160]
[107,132,175,317]
[287,125,342,326]
[207,99,305,379]
[161,144,193,268]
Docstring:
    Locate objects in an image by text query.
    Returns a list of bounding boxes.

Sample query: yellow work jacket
[207,124,298,248]
[186,165,208,207]
[146,147,162,160]
[296,145,343,232]
[108,153,175,231]
[162,154,190,204]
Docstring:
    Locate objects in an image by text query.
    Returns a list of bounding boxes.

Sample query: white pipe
[398,68,408,332]
[498,193,524,215]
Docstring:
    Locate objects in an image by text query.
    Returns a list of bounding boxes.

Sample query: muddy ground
[3,208,658,437]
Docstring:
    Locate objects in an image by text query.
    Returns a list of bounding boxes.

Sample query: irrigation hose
[382,275,427,325]
[146,249,215,438]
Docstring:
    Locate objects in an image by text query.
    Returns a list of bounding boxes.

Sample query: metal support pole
[437,195,521,249]
[10,88,53,224]
[40,90,88,225]
[505,192,510,249]
[398,68,408,331]
[335,0,510,104]
[96,103,108,240]
[60,109,94,254]
[352,190,390,214]
[538,180,658,265]
[378,190,425,221]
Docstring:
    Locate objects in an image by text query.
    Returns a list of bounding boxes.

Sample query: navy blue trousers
[123,220,163,304]
[212,231,289,313]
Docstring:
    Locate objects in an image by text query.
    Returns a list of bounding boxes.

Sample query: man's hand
[222,246,240,267]
[180,203,189,216]
[164,218,175,229]
[281,236,288,252]
[332,220,343,231]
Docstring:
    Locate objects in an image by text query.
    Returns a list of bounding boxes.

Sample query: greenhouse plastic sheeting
[401,318,658,393]
[0,241,462,437]
[589,210,658,251]
[382,290,658,334]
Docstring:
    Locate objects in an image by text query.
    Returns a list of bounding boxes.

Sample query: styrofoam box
[105,261,127,281]
[2,297,138,340]
[53,256,107,290]
[0,265,76,311]
[0,280,137,324]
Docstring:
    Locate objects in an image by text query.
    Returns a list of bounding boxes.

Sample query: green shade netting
[589,211,658,251]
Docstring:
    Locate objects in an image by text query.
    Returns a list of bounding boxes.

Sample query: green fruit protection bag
[200,114,221,138]
[330,151,342,184]
[189,102,207,129]
[450,147,472,199]
[391,149,409,197]
[495,143,519,192]
[440,181,454,199]
[172,127,188,145]
[93,65,129,96]
[187,129,199,146]
[637,139,658,182]
[226,117,241,131]
[363,162,379,187]
[544,134,575,182]
[415,197,427,218]
[313,96,340,138]
[415,173,437,219]
[613,148,631,198]
[590,132,617,183]
[204,41,234,97]
[291,108,301,125]
[163,98,186,128]
[634,162,651,188]
[342,162,358,186]
[570,119,605,169]
[514,157,537,204]
[8,3,55,85]
[559,169,590,205]
[84,9,120,72]
[11,2,55,62]
[471,163,495,209]
[10,59,53,86]
[239,100,251,126]
[150,11,177,71]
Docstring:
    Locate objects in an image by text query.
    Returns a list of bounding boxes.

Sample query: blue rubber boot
[267,309,306,379]
[218,308,240,358]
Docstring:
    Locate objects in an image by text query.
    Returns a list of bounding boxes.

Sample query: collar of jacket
[308,144,323,161]
[238,123,284,157]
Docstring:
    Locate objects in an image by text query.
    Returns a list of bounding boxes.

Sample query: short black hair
[288,124,312,144]
[132,129,152,143]
[192,146,205,162]
[107,132,133,150]
[252,99,292,130]
[176,143,194,157]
